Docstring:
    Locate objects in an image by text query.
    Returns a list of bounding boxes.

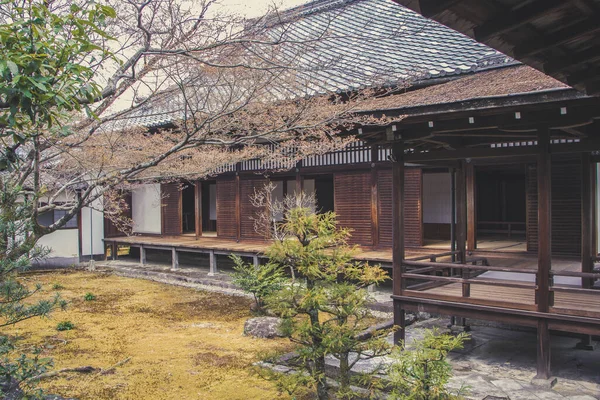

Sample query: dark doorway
[182,182,196,233]
[476,165,526,243]
[201,181,217,233]
[314,175,334,213]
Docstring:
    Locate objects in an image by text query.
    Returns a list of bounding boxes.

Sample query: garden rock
[244,317,284,338]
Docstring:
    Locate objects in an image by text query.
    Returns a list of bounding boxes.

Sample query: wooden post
[392,141,406,344]
[466,163,477,251]
[456,161,467,264]
[450,168,456,262]
[172,248,179,270]
[536,319,552,380]
[537,129,551,313]
[581,153,594,289]
[140,245,146,266]
[535,128,552,382]
[295,161,303,195]
[253,255,259,267]
[209,250,217,275]
[112,242,118,261]
[195,181,202,239]
[235,165,241,242]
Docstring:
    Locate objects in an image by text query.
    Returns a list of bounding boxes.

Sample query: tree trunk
[307,279,328,400]
[339,352,350,394]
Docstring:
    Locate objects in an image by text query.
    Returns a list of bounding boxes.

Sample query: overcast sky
[215,0,311,17]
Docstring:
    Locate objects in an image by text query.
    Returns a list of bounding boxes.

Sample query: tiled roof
[110,0,512,129]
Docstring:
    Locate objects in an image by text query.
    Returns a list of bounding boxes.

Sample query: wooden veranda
[362,90,600,381]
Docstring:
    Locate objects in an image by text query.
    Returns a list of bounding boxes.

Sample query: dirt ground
[4,270,293,399]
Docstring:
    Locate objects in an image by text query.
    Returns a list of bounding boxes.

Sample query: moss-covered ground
[4,270,293,399]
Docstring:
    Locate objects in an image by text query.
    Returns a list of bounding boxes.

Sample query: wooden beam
[295,162,303,195]
[537,128,552,313]
[195,181,202,239]
[417,0,460,18]
[581,153,594,288]
[544,45,600,74]
[392,141,405,344]
[466,163,477,251]
[474,0,566,42]
[514,18,600,59]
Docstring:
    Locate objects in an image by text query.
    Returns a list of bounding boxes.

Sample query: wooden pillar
[392,142,406,344]
[235,164,241,242]
[295,162,303,195]
[172,248,179,270]
[466,163,477,251]
[209,250,217,275]
[450,168,456,262]
[140,245,146,266]
[536,319,551,380]
[456,161,467,264]
[581,153,594,289]
[536,128,552,381]
[111,242,118,261]
[253,255,259,267]
[537,129,552,313]
[195,181,202,239]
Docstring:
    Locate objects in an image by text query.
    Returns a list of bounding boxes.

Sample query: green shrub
[52,283,64,290]
[56,321,75,331]
[388,329,469,400]
[230,255,285,314]
[84,292,96,301]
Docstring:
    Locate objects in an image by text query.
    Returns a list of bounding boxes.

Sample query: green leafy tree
[0,2,113,396]
[254,192,391,400]
[230,255,286,314]
[388,329,469,400]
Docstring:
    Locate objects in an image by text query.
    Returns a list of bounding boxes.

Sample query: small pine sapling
[388,328,469,400]
[230,255,286,314]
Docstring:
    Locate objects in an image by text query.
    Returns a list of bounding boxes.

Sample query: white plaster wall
[37,229,79,258]
[423,173,452,224]
[81,200,104,256]
[132,184,162,234]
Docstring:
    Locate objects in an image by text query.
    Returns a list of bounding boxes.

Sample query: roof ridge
[257,0,364,28]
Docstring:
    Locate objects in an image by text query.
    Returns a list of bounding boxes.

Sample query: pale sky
[214,0,311,18]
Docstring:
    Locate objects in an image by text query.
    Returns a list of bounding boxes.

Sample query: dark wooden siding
[240,178,268,239]
[526,157,582,256]
[216,178,238,238]
[378,169,393,248]
[334,171,373,246]
[104,192,132,238]
[161,183,182,235]
[378,168,423,248]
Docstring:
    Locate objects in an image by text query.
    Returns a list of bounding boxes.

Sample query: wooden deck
[104,234,438,265]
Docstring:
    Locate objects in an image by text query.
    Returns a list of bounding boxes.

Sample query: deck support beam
[140,245,146,266]
[209,250,217,276]
[581,153,594,288]
[253,255,259,268]
[536,128,552,381]
[392,141,406,345]
[172,248,179,270]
